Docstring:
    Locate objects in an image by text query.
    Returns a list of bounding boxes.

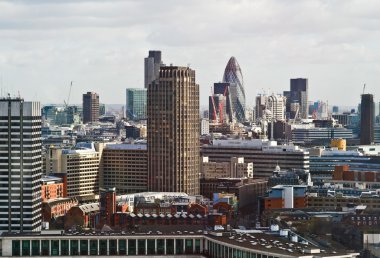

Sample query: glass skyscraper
[126,88,147,121]
[222,57,246,122]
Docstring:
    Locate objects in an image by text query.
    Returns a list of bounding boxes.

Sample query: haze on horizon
[0,0,380,108]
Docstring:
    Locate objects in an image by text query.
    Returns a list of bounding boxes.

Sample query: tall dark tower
[82,92,99,124]
[144,50,162,89]
[284,78,308,119]
[360,94,374,145]
[147,66,200,195]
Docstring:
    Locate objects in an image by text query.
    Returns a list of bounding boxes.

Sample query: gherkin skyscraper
[222,56,246,122]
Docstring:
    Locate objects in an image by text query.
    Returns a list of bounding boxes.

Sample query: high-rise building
[209,94,227,123]
[82,92,99,124]
[222,57,246,122]
[213,82,233,123]
[0,98,42,232]
[126,88,147,120]
[144,50,162,89]
[255,94,286,122]
[360,94,374,145]
[284,78,308,119]
[148,66,200,195]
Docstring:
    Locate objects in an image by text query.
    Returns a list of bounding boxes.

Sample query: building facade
[125,88,147,121]
[222,57,246,122]
[148,66,200,195]
[101,144,148,194]
[46,143,101,199]
[360,94,374,145]
[0,98,42,232]
[201,139,309,178]
[144,50,162,89]
[82,92,99,124]
[284,78,308,119]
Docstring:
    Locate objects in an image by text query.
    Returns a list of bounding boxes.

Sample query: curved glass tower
[222,56,246,122]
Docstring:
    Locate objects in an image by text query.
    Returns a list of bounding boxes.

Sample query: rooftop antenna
[362,83,366,95]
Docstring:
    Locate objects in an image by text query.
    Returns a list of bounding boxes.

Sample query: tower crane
[64,81,73,108]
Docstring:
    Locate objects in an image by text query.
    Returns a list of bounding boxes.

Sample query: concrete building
[201,139,309,178]
[0,98,42,233]
[147,66,200,195]
[255,94,286,122]
[292,127,353,145]
[264,185,308,210]
[144,50,162,89]
[101,144,148,194]
[82,92,99,124]
[201,157,253,179]
[360,94,374,145]
[0,229,359,257]
[46,142,102,199]
[125,88,147,121]
[200,118,209,135]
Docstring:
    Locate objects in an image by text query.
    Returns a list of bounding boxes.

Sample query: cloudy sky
[1,0,380,109]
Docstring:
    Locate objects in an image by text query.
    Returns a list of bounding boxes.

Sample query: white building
[0,98,42,232]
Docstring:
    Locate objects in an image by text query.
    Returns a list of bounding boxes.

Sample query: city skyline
[0,0,379,107]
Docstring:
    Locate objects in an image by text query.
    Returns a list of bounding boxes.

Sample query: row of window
[11,238,201,256]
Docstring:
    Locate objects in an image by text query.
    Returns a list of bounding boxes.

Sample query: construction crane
[210,87,218,122]
[218,86,229,124]
[64,81,73,108]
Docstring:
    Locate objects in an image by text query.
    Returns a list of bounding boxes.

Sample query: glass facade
[222,57,246,122]
[9,237,286,258]
[126,88,147,121]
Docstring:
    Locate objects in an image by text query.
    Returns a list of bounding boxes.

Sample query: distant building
[200,118,209,135]
[201,157,253,179]
[255,94,286,121]
[201,139,309,178]
[222,57,246,122]
[284,78,308,119]
[148,66,200,195]
[126,88,147,120]
[0,98,42,232]
[292,127,353,145]
[144,50,162,89]
[82,92,99,124]
[360,94,374,145]
[263,185,308,209]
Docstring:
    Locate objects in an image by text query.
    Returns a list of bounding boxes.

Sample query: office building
[46,142,102,199]
[284,78,308,119]
[209,94,227,123]
[101,144,148,194]
[148,66,200,195]
[144,50,162,89]
[222,57,246,122]
[0,98,42,232]
[292,127,353,144]
[202,157,253,179]
[126,88,147,120]
[213,82,233,123]
[255,94,286,121]
[200,118,209,135]
[201,139,309,178]
[82,92,99,124]
[360,94,374,145]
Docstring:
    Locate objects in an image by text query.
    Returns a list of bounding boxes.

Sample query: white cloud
[0,0,379,107]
